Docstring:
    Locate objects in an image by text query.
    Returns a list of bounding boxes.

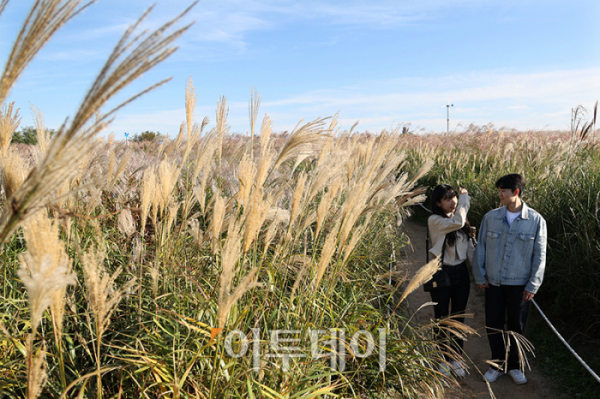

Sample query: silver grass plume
[0,1,197,244]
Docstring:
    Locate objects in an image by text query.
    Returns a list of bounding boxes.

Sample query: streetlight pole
[445,103,453,132]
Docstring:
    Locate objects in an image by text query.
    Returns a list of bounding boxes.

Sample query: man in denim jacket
[473,174,547,385]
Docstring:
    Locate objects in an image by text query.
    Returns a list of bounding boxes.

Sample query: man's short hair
[495,173,526,197]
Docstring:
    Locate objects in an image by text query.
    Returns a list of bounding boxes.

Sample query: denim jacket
[472,202,547,294]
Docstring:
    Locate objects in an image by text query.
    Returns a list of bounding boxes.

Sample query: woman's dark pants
[429,262,471,360]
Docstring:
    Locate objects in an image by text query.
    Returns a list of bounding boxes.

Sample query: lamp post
[445,103,453,132]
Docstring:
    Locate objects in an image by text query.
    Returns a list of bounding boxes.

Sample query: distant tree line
[11,128,162,144]
[11,126,57,145]
[131,131,160,142]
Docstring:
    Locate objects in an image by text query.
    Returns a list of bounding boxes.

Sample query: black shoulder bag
[423,226,451,292]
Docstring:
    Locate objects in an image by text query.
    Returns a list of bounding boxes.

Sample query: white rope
[418,202,432,213]
[387,250,395,321]
[531,299,600,384]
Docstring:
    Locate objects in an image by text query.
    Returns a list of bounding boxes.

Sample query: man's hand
[477,281,489,289]
[523,290,535,302]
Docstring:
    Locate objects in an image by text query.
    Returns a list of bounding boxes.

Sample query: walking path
[399,219,562,399]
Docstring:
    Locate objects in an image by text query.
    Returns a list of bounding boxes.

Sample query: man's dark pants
[485,284,530,371]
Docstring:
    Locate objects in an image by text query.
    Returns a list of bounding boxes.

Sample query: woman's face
[437,195,458,215]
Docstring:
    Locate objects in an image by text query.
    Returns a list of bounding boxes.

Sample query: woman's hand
[459,187,468,195]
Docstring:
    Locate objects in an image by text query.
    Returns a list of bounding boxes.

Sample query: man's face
[498,187,519,206]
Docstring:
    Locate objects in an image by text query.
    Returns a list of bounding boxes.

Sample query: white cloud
[95,67,599,136]
[258,67,600,132]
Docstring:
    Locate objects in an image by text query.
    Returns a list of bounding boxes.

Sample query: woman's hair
[430,184,471,246]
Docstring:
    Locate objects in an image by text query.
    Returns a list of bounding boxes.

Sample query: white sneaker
[450,360,466,377]
[483,367,504,382]
[438,363,451,377]
[508,369,527,385]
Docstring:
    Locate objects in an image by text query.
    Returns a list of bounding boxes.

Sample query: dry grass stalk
[185,78,196,139]
[18,211,76,334]
[439,315,478,340]
[341,219,369,265]
[81,250,135,398]
[81,250,136,351]
[260,115,272,157]
[85,186,103,215]
[208,192,226,253]
[191,125,219,215]
[107,148,131,191]
[255,149,275,189]
[287,172,308,234]
[313,222,340,290]
[315,180,341,238]
[307,157,340,204]
[26,343,48,399]
[242,191,270,253]
[106,150,116,187]
[139,168,156,235]
[0,101,20,154]
[0,148,27,199]
[216,220,261,327]
[237,153,255,206]
[215,96,229,171]
[261,211,287,257]
[180,78,200,166]
[187,218,203,247]
[149,261,161,297]
[32,105,51,157]
[17,210,75,399]
[0,0,7,17]
[485,328,535,373]
[398,256,441,303]
[248,87,261,156]
[273,118,330,171]
[156,160,180,215]
[0,0,94,104]
[117,209,135,237]
[217,220,241,326]
[165,201,180,238]
[0,2,196,244]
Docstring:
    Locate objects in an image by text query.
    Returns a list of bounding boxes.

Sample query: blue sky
[1,0,599,136]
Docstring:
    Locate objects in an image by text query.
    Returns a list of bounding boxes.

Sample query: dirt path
[398,219,562,399]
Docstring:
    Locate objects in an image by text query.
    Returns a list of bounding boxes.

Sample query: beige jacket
[428,193,475,266]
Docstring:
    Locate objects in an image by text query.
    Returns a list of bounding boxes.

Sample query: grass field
[1,1,598,398]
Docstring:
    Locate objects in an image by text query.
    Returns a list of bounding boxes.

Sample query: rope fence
[531,299,600,384]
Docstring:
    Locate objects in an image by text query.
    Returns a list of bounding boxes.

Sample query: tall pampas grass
[0,148,28,199]
[32,105,51,158]
[0,101,20,154]
[18,211,75,337]
[81,250,136,399]
[0,0,94,104]
[0,0,196,244]
[17,210,76,398]
[398,256,441,304]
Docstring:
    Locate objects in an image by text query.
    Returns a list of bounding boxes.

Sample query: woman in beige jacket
[428,184,475,377]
